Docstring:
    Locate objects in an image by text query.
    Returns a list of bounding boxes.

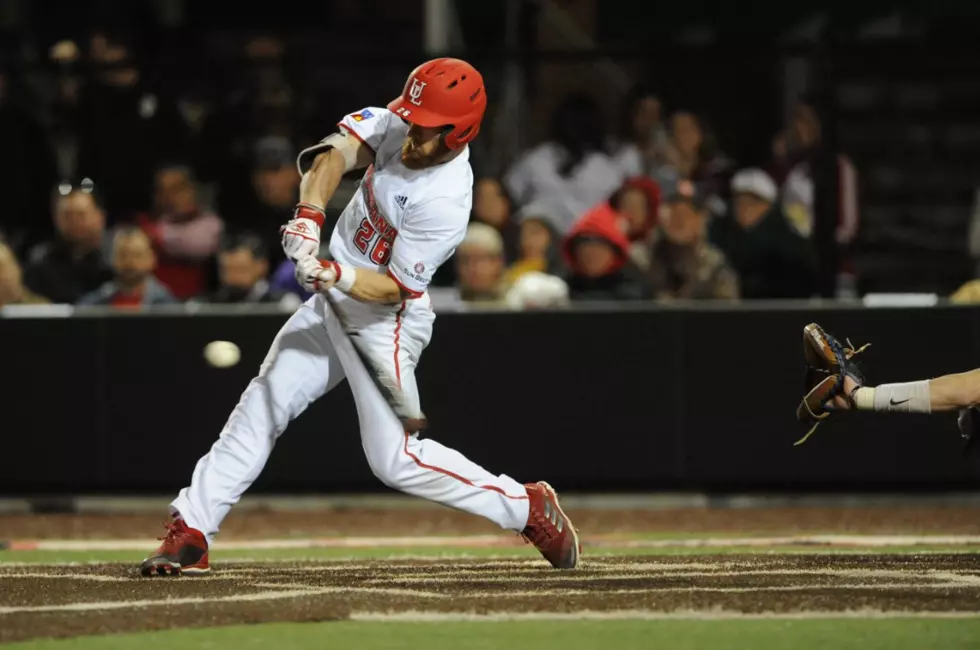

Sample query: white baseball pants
[170,292,530,544]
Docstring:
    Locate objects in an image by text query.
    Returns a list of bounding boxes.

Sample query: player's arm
[837,368,980,413]
[282,108,391,261]
[297,129,375,211]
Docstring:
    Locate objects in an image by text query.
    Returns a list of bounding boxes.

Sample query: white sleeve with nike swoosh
[386,197,470,298]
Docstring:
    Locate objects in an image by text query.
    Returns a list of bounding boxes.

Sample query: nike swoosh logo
[890,398,910,406]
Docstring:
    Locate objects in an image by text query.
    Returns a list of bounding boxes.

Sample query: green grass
[6,619,980,650]
[3,544,980,565]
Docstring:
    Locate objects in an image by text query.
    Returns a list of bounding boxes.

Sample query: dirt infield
[5,505,980,540]
[3,554,980,644]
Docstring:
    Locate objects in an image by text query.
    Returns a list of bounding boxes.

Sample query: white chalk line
[250,582,448,599]
[0,584,448,615]
[0,589,326,615]
[5,582,970,616]
[349,609,980,622]
[0,573,130,582]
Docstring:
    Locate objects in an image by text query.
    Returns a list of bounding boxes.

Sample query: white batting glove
[280,203,324,261]
[295,255,336,293]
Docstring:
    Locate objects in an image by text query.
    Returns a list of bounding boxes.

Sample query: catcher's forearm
[300,150,347,210]
[848,369,980,413]
[346,269,403,303]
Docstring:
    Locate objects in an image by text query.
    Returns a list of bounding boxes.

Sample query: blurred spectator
[205,233,298,307]
[777,100,859,297]
[77,227,176,308]
[710,169,817,299]
[137,163,224,300]
[651,111,732,217]
[456,223,507,303]
[951,277,980,304]
[504,92,624,230]
[23,184,113,304]
[647,180,739,300]
[0,58,58,254]
[968,188,980,275]
[610,85,669,178]
[472,178,519,263]
[503,201,568,287]
[562,205,651,302]
[608,177,662,270]
[770,101,819,185]
[220,136,299,261]
[0,241,49,308]
[72,29,191,219]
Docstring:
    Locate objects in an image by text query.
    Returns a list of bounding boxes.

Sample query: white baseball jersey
[317,107,472,300]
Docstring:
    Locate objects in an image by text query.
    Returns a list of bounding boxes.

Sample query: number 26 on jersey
[352,218,393,265]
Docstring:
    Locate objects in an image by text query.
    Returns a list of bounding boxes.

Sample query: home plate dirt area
[4,554,980,644]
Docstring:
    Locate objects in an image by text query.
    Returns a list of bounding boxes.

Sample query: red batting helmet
[387,58,487,150]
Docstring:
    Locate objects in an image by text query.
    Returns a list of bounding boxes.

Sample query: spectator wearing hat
[711,168,817,299]
[647,179,739,301]
[455,223,508,304]
[562,203,652,302]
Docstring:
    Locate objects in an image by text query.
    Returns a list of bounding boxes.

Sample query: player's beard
[401,136,450,170]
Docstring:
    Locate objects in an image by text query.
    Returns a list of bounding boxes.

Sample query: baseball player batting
[140,58,581,576]
[796,322,980,447]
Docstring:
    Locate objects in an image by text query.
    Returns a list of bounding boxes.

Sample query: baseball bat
[320,289,428,434]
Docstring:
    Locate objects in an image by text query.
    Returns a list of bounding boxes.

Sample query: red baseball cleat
[140,518,210,577]
[521,481,581,569]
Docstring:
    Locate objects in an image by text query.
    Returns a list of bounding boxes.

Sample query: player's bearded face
[402,124,450,169]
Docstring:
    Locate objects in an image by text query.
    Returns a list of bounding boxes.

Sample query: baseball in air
[204,340,241,368]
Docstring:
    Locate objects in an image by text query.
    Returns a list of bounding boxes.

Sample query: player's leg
[325,297,579,568]
[142,298,345,575]
[327,300,528,530]
[834,369,980,413]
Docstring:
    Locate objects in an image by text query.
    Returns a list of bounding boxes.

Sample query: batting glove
[294,254,360,295]
[280,203,325,261]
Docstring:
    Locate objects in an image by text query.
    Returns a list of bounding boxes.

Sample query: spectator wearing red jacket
[562,199,652,302]
[572,177,661,272]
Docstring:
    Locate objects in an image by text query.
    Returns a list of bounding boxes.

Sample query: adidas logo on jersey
[395,195,407,208]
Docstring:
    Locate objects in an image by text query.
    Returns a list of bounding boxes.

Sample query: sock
[853,381,931,413]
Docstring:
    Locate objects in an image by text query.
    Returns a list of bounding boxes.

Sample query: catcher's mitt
[795,322,871,445]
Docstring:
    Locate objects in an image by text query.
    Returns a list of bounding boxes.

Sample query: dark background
[4,303,979,495]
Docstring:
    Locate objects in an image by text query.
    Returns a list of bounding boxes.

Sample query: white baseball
[204,340,241,368]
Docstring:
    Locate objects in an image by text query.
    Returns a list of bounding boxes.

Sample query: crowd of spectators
[448,88,857,308]
[0,27,864,313]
